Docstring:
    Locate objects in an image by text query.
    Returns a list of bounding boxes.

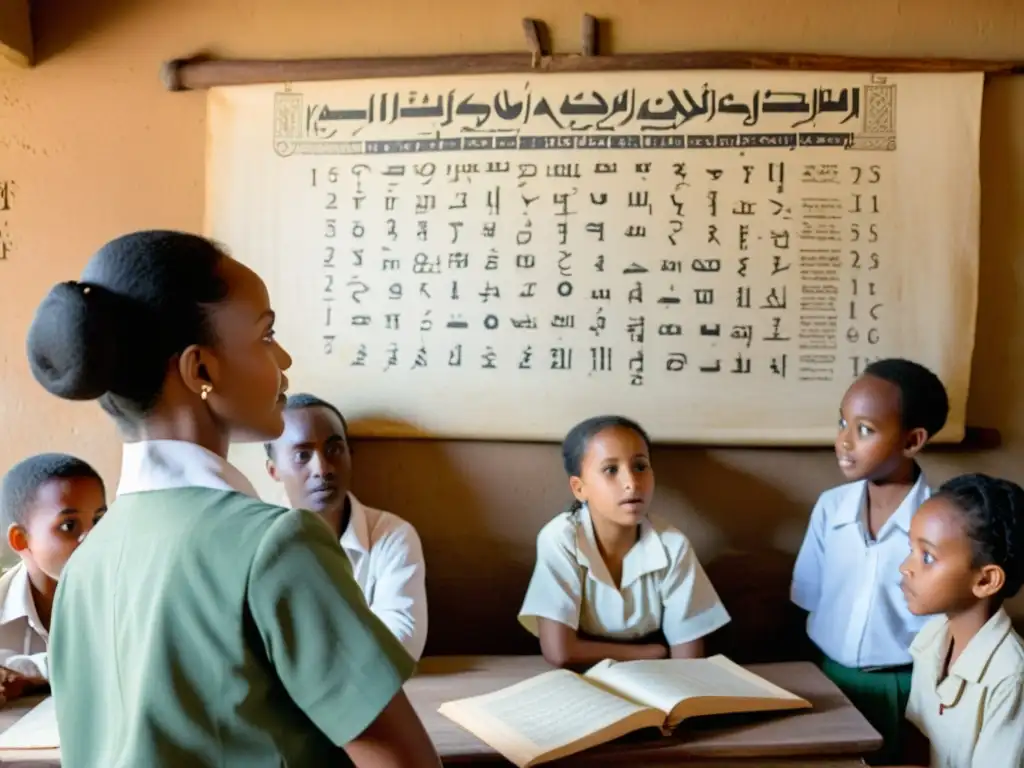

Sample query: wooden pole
[162,51,1024,92]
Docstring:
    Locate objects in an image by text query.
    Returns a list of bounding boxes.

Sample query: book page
[0,697,58,749]
[585,655,808,717]
[438,669,663,767]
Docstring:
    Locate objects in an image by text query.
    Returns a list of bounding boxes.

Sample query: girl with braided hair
[893,473,1024,767]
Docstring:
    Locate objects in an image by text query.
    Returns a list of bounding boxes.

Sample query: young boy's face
[10,476,107,581]
[267,406,352,521]
[900,496,983,616]
[835,374,913,483]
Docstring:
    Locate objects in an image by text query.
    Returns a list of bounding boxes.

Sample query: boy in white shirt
[0,453,107,699]
[791,358,949,764]
[266,394,428,660]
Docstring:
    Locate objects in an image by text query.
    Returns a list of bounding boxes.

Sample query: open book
[438,655,811,767]
[0,696,59,750]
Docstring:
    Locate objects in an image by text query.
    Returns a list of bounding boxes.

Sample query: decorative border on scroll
[269,75,897,157]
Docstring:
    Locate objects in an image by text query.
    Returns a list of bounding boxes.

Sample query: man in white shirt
[266,394,428,660]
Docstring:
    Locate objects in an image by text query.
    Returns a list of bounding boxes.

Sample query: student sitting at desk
[890,474,1024,768]
[26,230,440,767]
[0,453,106,699]
[266,393,428,660]
[791,358,949,764]
[518,415,730,668]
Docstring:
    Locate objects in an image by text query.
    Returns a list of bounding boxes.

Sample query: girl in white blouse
[518,415,730,668]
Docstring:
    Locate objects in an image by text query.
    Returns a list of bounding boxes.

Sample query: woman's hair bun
[26,281,119,401]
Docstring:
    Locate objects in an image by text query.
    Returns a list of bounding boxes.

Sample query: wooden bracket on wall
[0,0,33,68]
[521,18,549,68]
[581,14,599,57]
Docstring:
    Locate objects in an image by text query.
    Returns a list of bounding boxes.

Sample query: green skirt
[819,656,912,765]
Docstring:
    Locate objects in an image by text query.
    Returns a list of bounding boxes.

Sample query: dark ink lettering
[694,289,714,305]
[413,252,441,274]
[448,344,463,367]
[770,354,787,378]
[479,282,501,302]
[449,221,464,244]
[590,346,612,372]
[761,287,787,309]
[627,316,645,344]
[552,314,575,329]
[446,314,468,329]
[550,347,573,370]
[666,352,688,372]
[351,343,367,367]
[629,348,645,387]
[481,346,498,369]
[384,343,399,372]
[519,346,534,369]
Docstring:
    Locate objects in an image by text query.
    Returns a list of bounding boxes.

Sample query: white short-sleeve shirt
[518,504,730,646]
[0,562,49,679]
[791,472,933,669]
[906,608,1024,768]
[119,441,428,661]
[339,494,428,661]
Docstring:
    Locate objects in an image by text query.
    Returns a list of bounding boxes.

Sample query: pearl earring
[200,384,213,401]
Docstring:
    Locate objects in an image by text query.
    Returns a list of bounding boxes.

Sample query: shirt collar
[574,504,669,589]
[339,493,370,554]
[949,607,1014,684]
[832,469,930,535]
[920,609,1014,708]
[0,564,44,634]
[116,440,260,499]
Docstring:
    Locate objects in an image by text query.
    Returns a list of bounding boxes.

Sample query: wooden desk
[408,656,879,766]
[0,657,879,766]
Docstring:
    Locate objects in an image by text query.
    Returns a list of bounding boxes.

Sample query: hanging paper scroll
[206,70,981,444]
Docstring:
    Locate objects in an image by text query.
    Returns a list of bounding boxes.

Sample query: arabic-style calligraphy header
[306,84,862,140]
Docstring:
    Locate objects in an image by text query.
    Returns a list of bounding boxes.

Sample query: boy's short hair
[1,453,105,530]
[264,393,349,459]
[863,358,949,439]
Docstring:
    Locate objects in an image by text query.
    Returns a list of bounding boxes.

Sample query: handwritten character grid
[311,153,886,385]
